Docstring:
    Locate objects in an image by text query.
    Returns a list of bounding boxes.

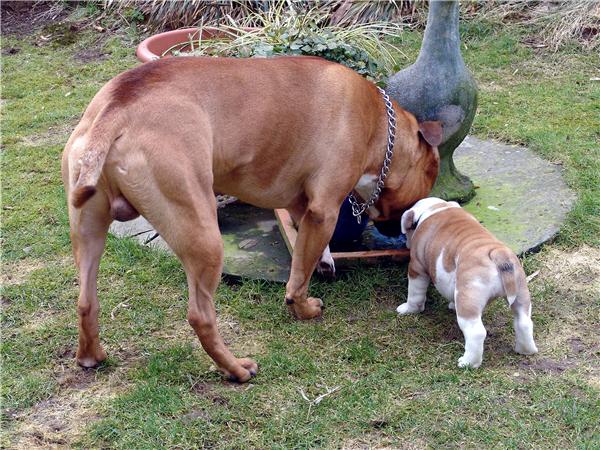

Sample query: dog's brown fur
[62,56,440,382]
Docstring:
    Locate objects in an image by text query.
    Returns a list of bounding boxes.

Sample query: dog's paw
[76,345,107,368]
[457,354,482,369]
[514,341,538,356]
[396,302,424,315]
[288,297,324,320]
[225,358,258,383]
[317,260,336,279]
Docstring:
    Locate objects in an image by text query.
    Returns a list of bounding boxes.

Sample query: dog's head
[370,116,442,228]
[400,197,459,248]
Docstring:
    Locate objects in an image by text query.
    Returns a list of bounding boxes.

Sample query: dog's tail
[70,106,123,208]
[489,247,521,306]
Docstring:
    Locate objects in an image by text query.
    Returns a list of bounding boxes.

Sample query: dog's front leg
[397,263,430,315]
[285,202,339,319]
[287,206,336,279]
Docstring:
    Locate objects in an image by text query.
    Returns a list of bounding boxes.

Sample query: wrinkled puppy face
[372,121,442,229]
[400,197,449,248]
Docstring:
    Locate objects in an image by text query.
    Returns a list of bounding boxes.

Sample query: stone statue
[386,0,477,202]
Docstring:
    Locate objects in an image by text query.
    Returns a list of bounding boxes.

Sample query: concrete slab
[455,136,575,254]
[110,203,291,282]
[110,136,575,280]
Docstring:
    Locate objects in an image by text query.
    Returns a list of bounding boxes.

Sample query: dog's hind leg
[144,183,258,383]
[511,287,538,355]
[69,192,112,368]
[455,285,487,369]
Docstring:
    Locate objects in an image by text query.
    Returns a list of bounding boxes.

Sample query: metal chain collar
[348,86,397,224]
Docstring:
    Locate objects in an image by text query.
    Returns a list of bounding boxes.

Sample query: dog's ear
[418,121,443,148]
[401,209,416,235]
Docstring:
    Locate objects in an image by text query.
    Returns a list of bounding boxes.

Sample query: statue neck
[417,1,463,66]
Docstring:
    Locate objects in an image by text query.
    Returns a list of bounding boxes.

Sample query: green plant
[172,4,403,81]
[123,6,145,25]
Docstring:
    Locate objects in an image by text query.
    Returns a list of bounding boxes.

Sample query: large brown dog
[62,56,441,382]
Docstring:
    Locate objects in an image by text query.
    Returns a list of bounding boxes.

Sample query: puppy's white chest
[433,251,456,301]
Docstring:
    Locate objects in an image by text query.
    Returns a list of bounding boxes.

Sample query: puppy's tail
[69,107,123,208]
[489,247,521,306]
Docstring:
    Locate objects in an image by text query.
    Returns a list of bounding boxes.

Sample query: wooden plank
[274,208,410,263]
[331,248,410,262]
[274,208,297,255]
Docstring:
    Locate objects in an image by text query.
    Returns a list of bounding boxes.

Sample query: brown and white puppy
[397,197,538,368]
[62,56,441,382]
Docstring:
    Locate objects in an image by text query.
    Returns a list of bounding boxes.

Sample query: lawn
[1,9,599,450]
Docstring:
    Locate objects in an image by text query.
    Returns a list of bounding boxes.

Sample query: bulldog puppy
[62,56,441,382]
[397,197,538,368]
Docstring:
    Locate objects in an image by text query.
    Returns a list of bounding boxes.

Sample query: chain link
[347,86,397,224]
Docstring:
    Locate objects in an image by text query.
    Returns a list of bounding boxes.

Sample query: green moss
[41,22,80,47]
[461,183,529,253]
[431,154,476,203]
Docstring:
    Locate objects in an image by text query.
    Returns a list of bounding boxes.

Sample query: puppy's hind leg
[511,287,538,355]
[455,287,487,368]
[397,264,429,315]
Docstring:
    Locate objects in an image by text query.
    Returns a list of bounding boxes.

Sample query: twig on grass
[526,270,540,283]
[298,385,341,419]
[110,302,129,320]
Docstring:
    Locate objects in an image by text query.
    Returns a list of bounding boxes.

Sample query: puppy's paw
[396,302,424,315]
[457,354,482,369]
[514,341,538,356]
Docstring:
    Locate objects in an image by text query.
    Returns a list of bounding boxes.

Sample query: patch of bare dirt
[540,245,600,297]
[191,382,231,406]
[19,123,75,148]
[519,357,576,374]
[7,361,132,449]
[1,2,69,37]
[1,259,46,286]
[73,45,109,63]
[343,435,428,450]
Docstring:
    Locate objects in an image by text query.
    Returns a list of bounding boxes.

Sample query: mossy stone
[387,1,477,202]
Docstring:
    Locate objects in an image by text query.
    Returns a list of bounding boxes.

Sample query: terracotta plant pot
[136,27,255,63]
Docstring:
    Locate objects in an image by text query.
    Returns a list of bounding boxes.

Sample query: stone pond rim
[111,136,576,281]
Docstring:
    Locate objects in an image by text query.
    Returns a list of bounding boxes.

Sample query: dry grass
[540,245,600,297]
[98,1,599,50]
[1,260,47,287]
[478,0,600,50]
[8,368,131,449]
[102,0,426,30]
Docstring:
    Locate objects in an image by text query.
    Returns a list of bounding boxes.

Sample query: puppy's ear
[401,210,415,235]
[418,121,443,148]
